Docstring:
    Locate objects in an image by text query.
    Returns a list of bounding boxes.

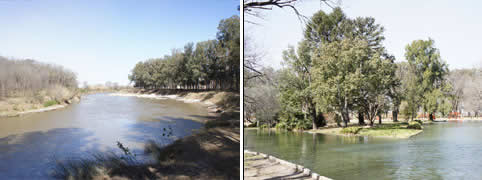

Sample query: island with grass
[309,121,424,139]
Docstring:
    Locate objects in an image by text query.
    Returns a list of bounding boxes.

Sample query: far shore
[245,122,426,139]
[0,104,67,118]
[307,127,423,139]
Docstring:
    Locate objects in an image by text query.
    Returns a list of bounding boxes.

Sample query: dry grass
[0,86,77,117]
[53,127,240,180]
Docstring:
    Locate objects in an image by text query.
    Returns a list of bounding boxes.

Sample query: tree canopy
[129,15,240,91]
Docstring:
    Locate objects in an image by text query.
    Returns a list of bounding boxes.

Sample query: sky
[246,0,482,70]
[0,0,239,86]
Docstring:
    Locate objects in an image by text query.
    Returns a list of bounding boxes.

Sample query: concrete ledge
[244,150,332,180]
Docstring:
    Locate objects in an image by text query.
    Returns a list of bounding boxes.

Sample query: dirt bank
[0,92,81,118]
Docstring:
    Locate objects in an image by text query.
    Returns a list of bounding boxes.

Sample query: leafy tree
[312,38,396,126]
[404,39,449,121]
[278,40,323,130]
[128,16,239,91]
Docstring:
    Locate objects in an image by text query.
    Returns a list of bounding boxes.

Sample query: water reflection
[245,122,482,180]
[0,94,207,179]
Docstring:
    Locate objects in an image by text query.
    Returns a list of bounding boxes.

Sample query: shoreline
[307,127,424,139]
[0,104,67,118]
[244,149,331,180]
[246,126,424,139]
[0,95,80,118]
[109,91,233,116]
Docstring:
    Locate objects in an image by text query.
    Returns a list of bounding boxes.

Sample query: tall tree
[312,38,396,126]
[404,39,449,121]
[279,40,322,130]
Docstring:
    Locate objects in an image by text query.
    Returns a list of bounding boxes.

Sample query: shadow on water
[0,128,98,179]
[0,94,214,179]
[0,117,203,179]
[125,116,203,151]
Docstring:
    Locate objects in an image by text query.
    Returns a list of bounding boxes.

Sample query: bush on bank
[407,121,422,129]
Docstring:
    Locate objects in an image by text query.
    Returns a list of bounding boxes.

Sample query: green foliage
[407,121,422,129]
[340,127,362,134]
[259,124,269,129]
[404,39,449,119]
[275,122,287,129]
[279,7,396,128]
[277,110,311,130]
[129,16,239,91]
[414,120,423,125]
[43,100,58,107]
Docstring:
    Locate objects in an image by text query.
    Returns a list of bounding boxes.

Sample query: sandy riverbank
[110,90,239,113]
[0,95,80,118]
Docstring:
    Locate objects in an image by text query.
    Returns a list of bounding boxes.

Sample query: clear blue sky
[0,0,239,86]
[247,0,482,70]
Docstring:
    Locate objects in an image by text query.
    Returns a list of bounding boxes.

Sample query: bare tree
[0,56,78,98]
[243,0,337,22]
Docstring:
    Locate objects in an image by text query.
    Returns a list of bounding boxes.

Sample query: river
[244,121,482,179]
[0,93,209,179]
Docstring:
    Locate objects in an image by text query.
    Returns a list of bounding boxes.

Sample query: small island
[309,121,424,139]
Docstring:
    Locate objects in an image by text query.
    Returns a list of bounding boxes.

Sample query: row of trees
[0,56,77,98]
[245,8,477,130]
[128,15,240,91]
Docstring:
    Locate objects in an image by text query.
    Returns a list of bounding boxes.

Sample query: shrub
[400,122,409,125]
[414,120,423,125]
[407,121,422,129]
[259,124,268,129]
[43,100,58,107]
[340,127,362,134]
[275,122,287,129]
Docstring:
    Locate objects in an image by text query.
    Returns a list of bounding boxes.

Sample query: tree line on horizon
[128,15,240,91]
[245,8,482,130]
[0,56,77,98]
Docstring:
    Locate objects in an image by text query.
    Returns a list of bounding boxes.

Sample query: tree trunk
[358,111,365,125]
[378,114,382,124]
[392,108,399,122]
[311,106,317,130]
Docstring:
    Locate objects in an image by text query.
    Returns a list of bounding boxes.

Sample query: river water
[0,93,209,179]
[245,121,482,180]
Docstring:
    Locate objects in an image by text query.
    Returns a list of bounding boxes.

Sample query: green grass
[356,123,422,138]
[358,128,421,138]
[314,123,422,138]
[43,100,58,107]
[340,126,362,134]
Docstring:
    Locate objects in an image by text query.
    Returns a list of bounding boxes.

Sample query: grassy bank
[309,122,424,139]
[0,86,81,117]
[54,89,240,179]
